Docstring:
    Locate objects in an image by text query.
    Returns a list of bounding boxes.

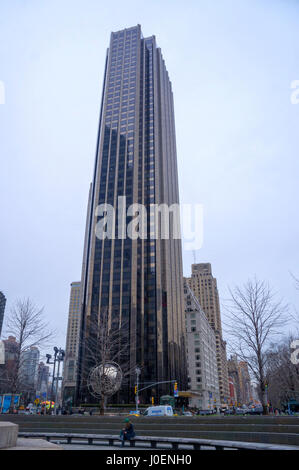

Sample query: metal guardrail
[18,432,299,450]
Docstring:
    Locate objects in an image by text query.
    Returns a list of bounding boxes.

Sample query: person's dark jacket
[123,423,135,439]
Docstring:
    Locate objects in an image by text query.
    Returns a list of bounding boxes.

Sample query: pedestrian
[120,418,136,447]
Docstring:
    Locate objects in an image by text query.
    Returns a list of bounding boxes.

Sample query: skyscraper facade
[0,336,19,394]
[227,355,252,405]
[186,263,229,404]
[19,346,40,401]
[0,292,6,337]
[37,362,50,400]
[76,25,186,403]
[184,280,220,410]
[63,281,81,403]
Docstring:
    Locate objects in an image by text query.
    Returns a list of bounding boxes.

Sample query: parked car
[220,407,229,414]
[248,406,263,415]
[199,409,213,415]
[235,407,248,415]
[182,411,193,416]
[25,406,37,415]
[224,408,234,415]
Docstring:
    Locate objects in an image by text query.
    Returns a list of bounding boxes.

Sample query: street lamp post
[46,347,65,415]
[46,347,59,406]
[135,367,141,413]
[44,370,51,403]
[54,349,65,415]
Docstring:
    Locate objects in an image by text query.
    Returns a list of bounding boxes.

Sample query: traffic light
[59,350,65,361]
[174,381,178,397]
[151,397,154,405]
[134,385,137,395]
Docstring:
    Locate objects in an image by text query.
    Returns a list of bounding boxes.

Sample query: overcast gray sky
[0,0,298,354]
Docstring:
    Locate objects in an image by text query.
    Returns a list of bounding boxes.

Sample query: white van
[143,405,174,417]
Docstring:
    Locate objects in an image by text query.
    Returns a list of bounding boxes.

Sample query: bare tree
[289,272,299,327]
[78,309,136,414]
[266,335,299,410]
[290,272,299,291]
[224,278,290,414]
[3,298,55,409]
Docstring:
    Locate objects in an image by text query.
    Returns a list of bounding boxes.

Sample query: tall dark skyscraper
[76,25,186,403]
[0,292,6,337]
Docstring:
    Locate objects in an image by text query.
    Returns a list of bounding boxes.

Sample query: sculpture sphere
[87,361,123,398]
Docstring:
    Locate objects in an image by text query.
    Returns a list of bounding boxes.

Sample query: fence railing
[18,432,299,450]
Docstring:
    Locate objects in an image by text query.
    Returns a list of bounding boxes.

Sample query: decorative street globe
[87,361,123,398]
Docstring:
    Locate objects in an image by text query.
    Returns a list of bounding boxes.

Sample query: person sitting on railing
[120,418,136,447]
